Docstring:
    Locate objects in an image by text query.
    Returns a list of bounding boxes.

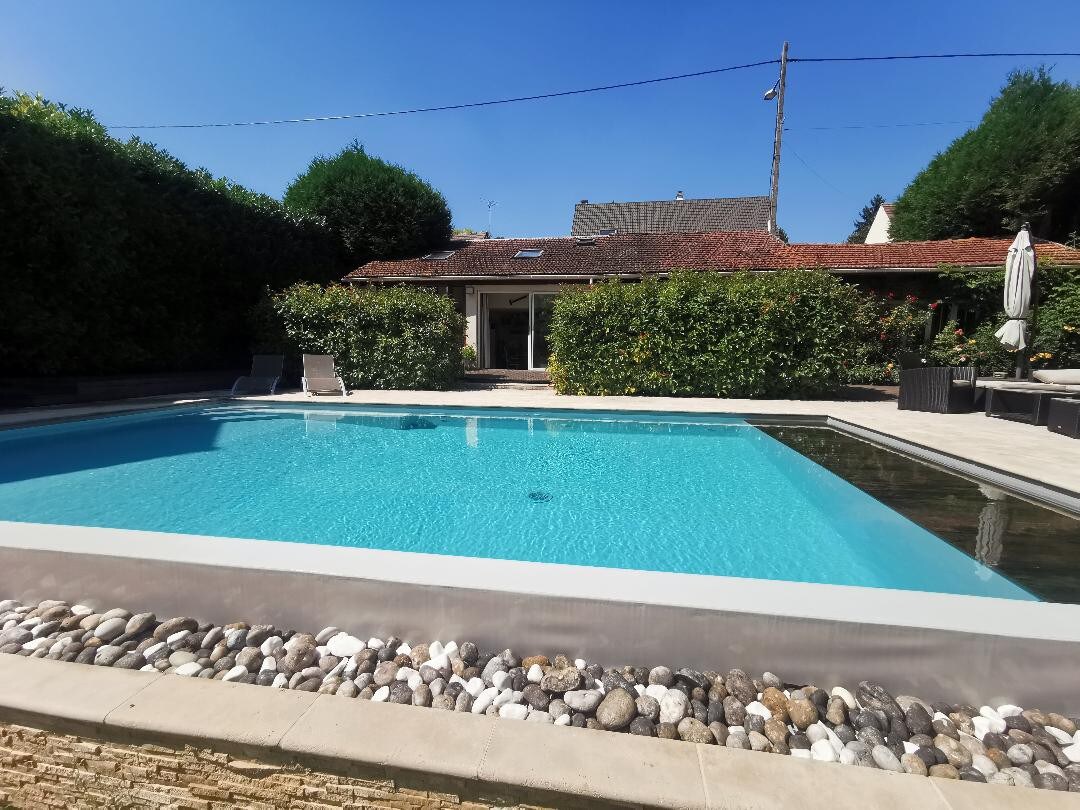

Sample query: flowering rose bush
[845,292,931,384]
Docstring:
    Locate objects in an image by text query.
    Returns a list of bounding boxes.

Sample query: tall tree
[891,69,1080,242]
[285,142,452,267]
[846,194,886,243]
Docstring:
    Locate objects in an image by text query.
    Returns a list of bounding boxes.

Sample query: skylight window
[598,228,618,236]
[422,250,455,260]
[513,249,544,259]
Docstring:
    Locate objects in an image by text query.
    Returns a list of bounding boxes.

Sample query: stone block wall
[0,720,608,810]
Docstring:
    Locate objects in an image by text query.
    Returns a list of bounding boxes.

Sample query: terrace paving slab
[697,743,950,810]
[0,653,157,729]
[280,694,494,780]
[104,670,317,749]
[931,777,1080,809]
[478,717,708,810]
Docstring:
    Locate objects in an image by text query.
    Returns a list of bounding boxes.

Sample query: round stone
[660,690,690,724]
[678,717,714,744]
[929,763,959,779]
[596,689,636,731]
[629,717,656,736]
[872,744,904,773]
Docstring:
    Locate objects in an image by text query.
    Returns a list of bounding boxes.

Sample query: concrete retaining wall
[3,522,1080,713]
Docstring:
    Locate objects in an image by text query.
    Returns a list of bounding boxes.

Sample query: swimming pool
[0,404,1038,600]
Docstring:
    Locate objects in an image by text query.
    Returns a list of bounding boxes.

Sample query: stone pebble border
[2,597,1080,795]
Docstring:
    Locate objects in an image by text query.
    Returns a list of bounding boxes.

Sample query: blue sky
[3,2,1079,242]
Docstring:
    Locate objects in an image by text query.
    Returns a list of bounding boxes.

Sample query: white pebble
[472,686,498,714]
[406,672,422,691]
[343,659,357,677]
[222,665,247,682]
[644,684,668,701]
[830,687,856,710]
[139,664,156,672]
[174,662,202,677]
[1062,743,1080,764]
[996,704,1023,718]
[903,741,919,754]
[554,714,571,726]
[933,711,950,721]
[825,727,844,754]
[526,664,543,683]
[971,754,998,776]
[166,630,189,646]
[18,617,40,628]
[261,636,283,656]
[271,673,288,689]
[21,637,50,652]
[366,637,384,650]
[499,703,529,720]
[634,684,646,696]
[839,748,857,765]
[315,645,329,658]
[574,658,587,669]
[492,688,515,709]
[326,633,365,658]
[328,660,346,677]
[260,657,277,673]
[745,701,771,720]
[979,705,1002,720]
[806,723,828,744]
[465,678,486,697]
[372,686,390,702]
[971,716,992,739]
[1045,726,1073,745]
[395,642,411,656]
[395,666,418,682]
[442,641,458,658]
[527,710,553,723]
[491,671,511,691]
[314,626,339,644]
[810,739,838,762]
[791,748,812,760]
[428,641,444,658]
[143,641,165,659]
[71,604,93,616]
[423,653,450,673]
[430,679,444,696]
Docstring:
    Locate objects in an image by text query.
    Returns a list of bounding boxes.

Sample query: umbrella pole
[1024,223,1039,380]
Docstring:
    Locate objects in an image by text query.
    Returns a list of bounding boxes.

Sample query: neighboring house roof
[864,202,896,244]
[882,203,896,218]
[344,233,1080,282]
[570,196,771,236]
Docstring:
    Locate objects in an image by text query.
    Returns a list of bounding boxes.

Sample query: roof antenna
[482,198,499,234]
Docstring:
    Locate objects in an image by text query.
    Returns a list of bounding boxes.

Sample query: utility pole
[767,41,789,235]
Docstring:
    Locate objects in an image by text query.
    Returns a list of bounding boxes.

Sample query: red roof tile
[343,232,1080,281]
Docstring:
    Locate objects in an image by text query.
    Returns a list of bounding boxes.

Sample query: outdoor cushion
[1034,369,1080,385]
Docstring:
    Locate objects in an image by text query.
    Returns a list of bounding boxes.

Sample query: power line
[787,119,977,131]
[104,50,1080,131]
[790,51,1080,64]
[786,145,845,196]
[106,59,780,130]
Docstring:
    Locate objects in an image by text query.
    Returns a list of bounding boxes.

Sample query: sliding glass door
[528,293,555,370]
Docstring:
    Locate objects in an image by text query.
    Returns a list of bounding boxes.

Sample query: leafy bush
[845,292,931,384]
[547,271,865,398]
[0,92,345,376]
[265,284,464,390]
[284,142,452,268]
[928,320,1013,372]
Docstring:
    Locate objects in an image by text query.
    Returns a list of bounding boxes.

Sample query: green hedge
[264,284,464,390]
[547,271,865,398]
[0,92,345,377]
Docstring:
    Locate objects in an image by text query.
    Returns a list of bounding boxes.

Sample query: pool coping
[0,655,1073,810]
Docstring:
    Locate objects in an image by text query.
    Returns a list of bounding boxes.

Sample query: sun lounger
[230,354,283,396]
[302,354,347,396]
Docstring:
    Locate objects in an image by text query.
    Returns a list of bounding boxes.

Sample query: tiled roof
[881,203,896,218]
[570,196,771,236]
[344,233,1080,281]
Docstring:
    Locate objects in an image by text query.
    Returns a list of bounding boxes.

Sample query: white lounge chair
[302,354,347,396]
[230,354,283,396]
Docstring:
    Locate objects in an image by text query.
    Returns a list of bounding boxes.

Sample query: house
[864,202,896,244]
[571,193,771,236]
[343,232,1080,372]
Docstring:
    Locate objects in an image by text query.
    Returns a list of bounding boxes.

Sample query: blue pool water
[0,405,1033,599]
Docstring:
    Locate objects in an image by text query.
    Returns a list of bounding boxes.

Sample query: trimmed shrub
[845,292,931,384]
[547,270,865,398]
[0,92,345,377]
[266,284,464,390]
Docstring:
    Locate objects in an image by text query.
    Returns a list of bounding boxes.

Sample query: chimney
[579,199,589,204]
[675,191,684,201]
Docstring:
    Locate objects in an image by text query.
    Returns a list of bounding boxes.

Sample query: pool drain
[528,490,553,503]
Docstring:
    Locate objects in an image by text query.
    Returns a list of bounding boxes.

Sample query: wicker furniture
[897,366,977,413]
[1046,397,1080,438]
[985,387,1080,425]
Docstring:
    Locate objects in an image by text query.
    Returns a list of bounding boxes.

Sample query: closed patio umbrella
[994,226,1036,369]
